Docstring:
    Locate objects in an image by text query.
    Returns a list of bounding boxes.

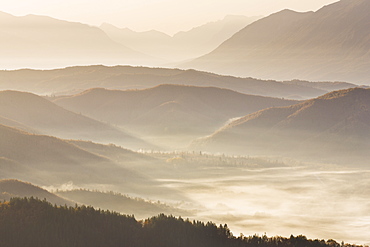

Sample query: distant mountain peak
[317,0,369,13]
[277,9,300,14]
[0,11,156,69]
[100,15,260,62]
[185,0,370,84]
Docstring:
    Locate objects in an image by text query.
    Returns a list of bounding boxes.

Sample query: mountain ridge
[51,84,299,148]
[0,12,157,69]
[0,123,157,193]
[184,0,370,84]
[100,15,261,62]
[0,179,74,206]
[0,90,152,150]
[0,65,363,99]
[192,88,370,164]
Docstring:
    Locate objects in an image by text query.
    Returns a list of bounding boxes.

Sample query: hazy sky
[1,0,339,35]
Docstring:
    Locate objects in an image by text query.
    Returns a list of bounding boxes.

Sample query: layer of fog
[42,154,370,245]
[163,166,370,244]
[158,162,370,245]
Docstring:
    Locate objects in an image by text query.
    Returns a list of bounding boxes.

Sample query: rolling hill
[0,124,160,195]
[0,179,73,206]
[192,88,370,165]
[51,85,299,148]
[67,140,153,163]
[0,115,38,134]
[185,0,370,85]
[0,124,109,183]
[0,90,152,150]
[100,15,261,62]
[0,11,156,69]
[0,65,360,99]
[0,179,188,219]
[0,123,189,201]
[0,124,109,166]
[56,189,189,219]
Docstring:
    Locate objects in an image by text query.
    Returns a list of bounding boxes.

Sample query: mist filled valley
[0,0,369,246]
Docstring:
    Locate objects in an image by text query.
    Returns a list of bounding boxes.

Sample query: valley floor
[34,152,370,246]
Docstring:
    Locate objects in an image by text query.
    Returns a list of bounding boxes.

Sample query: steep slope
[0,124,108,183]
[0,124,153,190]
[100,15,261,62]
[0,65,361,99]
[52,85,299,148]
[0,90,151,149]
[0,124,107,166]
[67,140,154,163]
[185,0,370,85]
[0,11,155,69]
[193,88,370,164]
[0,179,73,206]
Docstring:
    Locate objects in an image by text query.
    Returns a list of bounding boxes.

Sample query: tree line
[0,197,365,247]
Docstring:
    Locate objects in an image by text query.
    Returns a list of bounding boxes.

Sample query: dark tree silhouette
[0,198,365,247]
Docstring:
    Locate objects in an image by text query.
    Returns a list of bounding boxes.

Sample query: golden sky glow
[0,0,338,35]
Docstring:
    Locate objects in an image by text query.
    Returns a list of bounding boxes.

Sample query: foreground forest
[0,197,364,247]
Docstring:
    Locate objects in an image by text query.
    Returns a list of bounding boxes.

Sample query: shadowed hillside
[0,124,150,189]
[0,124,107,166]
[185,0,370,85]
[52,85,299,148]
[0,65,361,99]
[0,179,189,219]
[67,140,154,163]
[0,90,152,150]
[0,124,189,201]
[57,189,190,219]
[0,179,73,206]
[192,88,370,165]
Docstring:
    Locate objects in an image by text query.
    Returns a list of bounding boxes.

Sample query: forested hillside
[0,198,363,247]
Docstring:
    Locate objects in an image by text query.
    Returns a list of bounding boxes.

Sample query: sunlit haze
[1,0,338,34]
[0,0,369,246]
